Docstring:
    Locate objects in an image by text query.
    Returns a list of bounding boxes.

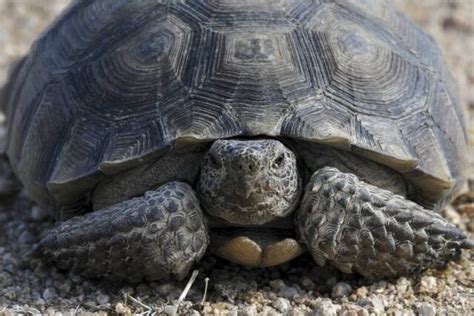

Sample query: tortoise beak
[233,176,272,200]
[233,182,254,200]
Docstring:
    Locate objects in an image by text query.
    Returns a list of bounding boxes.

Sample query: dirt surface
[0,1,473,315]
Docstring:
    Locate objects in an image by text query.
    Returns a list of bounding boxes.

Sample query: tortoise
[1,0,472,283]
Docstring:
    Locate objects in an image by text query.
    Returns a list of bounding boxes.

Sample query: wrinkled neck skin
[197,138,303,226]
[92,137,409,225]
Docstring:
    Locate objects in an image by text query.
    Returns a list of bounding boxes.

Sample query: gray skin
[38,138,472,282]
[197,139,301,225]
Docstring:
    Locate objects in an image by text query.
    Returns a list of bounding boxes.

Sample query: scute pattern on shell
[1,0,468,212]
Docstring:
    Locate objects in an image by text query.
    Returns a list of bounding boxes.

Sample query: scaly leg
[37,181,209,283]
[297,167,472,278]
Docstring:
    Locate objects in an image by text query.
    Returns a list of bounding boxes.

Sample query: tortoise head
[197,139,302,225]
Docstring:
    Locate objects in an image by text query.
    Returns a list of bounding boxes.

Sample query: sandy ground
[0,1,473,315]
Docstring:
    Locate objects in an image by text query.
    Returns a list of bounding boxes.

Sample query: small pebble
[301,277,315,290]
[417,276,438,294]
[18,230,36,244]
[42,288,57,300]
[443,205,463,227]
[96,294,110,305]
[279,286,299,299]
[272,297,292,312]
[332,282,352,298]
[395,277,411,294]
[157,283,176,296]
[313,299,340,316]
[326,277,338,287]
[261,306,278,315]
[269,279,286,290]
[370,296,385,312]
[35,298,46,306]
[240,305,257,316]
[457,203,474,216]
[357,298,371,307]
[115,303,128,314]
[371,281,387,294]
[355,286,368,298]
[30,206,48,221]
[417,303,436,316]
[164,305,177,315]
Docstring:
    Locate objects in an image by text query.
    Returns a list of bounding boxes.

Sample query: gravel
[331,282,353,298]
[0,0,473,315]
[272,297,292,312]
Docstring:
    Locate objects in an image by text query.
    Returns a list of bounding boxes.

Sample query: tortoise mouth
[205,213,295,230]
[201,192,298,226]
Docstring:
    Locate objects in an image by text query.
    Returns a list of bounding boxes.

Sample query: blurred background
[1,0,472,179]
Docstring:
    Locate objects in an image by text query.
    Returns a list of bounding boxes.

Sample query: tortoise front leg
[297,167,472,278]
[37,181,209,283]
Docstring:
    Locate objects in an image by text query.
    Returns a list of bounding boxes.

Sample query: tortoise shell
[1,0,468,213]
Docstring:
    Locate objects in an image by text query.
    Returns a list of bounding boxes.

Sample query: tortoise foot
[297,167,472,279]
[38,181,209,283]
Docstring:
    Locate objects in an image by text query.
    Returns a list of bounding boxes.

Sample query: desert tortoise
[1,0,471,283]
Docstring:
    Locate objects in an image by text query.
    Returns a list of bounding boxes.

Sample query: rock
[370,281,387,294]
[211,302,231,312]
[417,276,438,294]
[97,294,110,305]
[156,282,176,297]
[164,305,177,315]
[18,230,36,244]
[70,273,82,284]
[261,306,278,315]
[417,303,436,316]
[115,303,131,315]
[393,310,415,316]
[326,277,337,287]
[443,205,463,227]
[35,298,46,306]
[332,282,352,298]
[339,303,368,316]
[42,288,57,300]
[355,286,368,298]
[395,277,411,295]
[269,279,286,290]
[279,286,299,299]
[240,305,257,316]
[30,206,48,221]
[58,279,72,294]
[301,277,315,290]
[215,279,251,300]
[313,299,341,316]
[457,203,474,217]
[272,298,291,312]
[357,298,371,307]
[370,296,385,312]
[136,283,152,297]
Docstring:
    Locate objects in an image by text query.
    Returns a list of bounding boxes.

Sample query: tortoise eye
[272,153,285,169]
